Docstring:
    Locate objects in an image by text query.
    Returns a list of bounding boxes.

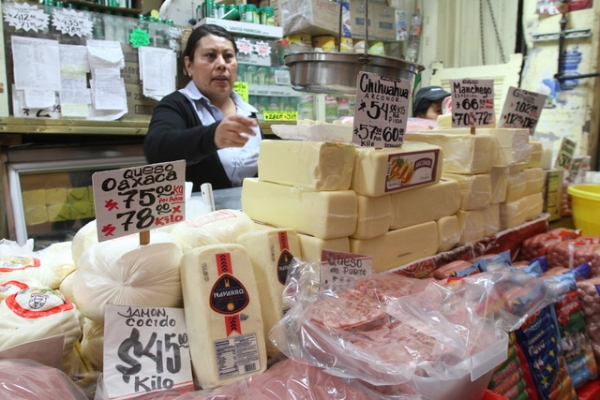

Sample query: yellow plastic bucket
[567,184,600,235]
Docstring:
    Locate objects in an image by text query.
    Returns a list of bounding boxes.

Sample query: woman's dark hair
[183,24,238,62]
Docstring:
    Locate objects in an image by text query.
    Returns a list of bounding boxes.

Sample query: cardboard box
[281,0,340,37]
[123,83,158,120]
[348,0,395,41]
[544,169,564,222]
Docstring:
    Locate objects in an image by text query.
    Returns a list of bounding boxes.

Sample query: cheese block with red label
[171,209,255,250]
[0,288,81,357]
[258,140,356,190]
[351,142,443,198]
[436,215,461,253]
[0,278,43,301]
[181,244,267,389]
[389,178,461,230]
[237,229,301,357]
[0,247,60,289]
[242,178,357,240]
[350,221,438,273]
[351,195,391,240]
[298,234,350,264]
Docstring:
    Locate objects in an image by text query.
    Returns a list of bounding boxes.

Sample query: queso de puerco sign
[92,161,186,242]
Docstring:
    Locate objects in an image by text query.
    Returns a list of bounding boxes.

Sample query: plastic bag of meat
[576,277,600,367]
[520,228,581,261]
[546,236,600,270]
[0,359,87,400]
[172,358,421,400]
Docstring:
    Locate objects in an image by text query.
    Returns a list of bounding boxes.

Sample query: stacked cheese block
[242,139,464,274]
[22,186,95,226]
[406,128,544,243]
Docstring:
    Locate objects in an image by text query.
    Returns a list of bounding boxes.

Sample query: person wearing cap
[413,86,451,120]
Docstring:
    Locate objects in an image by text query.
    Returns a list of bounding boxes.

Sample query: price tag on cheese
[497,86,546,134]
[103,305,194,399]
[92,160,186,242]
[320,250,372,289]
[450,79,495,127]
[353,71,410,148]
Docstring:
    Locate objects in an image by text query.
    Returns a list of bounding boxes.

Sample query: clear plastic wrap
[0,359,88,400]
[270,260,555,398]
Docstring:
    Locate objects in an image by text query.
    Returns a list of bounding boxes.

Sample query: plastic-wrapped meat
[546,236,600,269]
[355,274,429,303]
[577,278,600,366]
[520,228,581,261]
[305,289,388,331]
[432,260,473,280]
[572,244,600,277]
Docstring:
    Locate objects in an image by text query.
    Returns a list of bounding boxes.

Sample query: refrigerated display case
[2,141,145,248]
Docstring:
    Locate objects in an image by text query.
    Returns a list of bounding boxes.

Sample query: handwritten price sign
[450,79,495,128]
[103,305,194,399]
[92,160,186,242]
[497,86,546,134]
[353,71,410,148]
[320,250,372,290]
[263,111,298,121]
[52,9,93,37]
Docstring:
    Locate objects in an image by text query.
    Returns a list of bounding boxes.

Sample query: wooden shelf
[0,117,149,136]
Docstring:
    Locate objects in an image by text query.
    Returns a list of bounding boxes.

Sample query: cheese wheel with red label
[181,244,267,389]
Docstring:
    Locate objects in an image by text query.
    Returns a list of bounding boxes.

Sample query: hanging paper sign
[497,86,547,135]
[450,79,495,128]
[3,2,48,33]
[233,81,248,102]
[92,160,186,242]
[353,71,410,148]
[554,137,577,170]
[320,250,372,290]
[52,9,93,37]
[103,305,194,399]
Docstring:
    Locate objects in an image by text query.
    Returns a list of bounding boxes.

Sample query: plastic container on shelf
[261,6,275,25]
[406,8,422,62]
[567,184,600,235]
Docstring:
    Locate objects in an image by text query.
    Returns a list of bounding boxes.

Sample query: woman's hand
[214,115,258,148]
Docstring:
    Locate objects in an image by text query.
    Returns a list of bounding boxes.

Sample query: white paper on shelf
[139,46,177,101]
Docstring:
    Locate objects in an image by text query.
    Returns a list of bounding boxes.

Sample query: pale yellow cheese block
[45,188,67,205]
[241,178,357,240]
[47,203,70,222]
[484,204,500,237]
[500,200,526,230]
[297,234,350,264]
[181,244,267,389]
[22,189,46,208]
[436,215,461,253]
[349,221,438,273]
[351,142,443,198]
[428,128,530,167]
[442,173,492,211]
[528,141,543,169]
[490,167,509,204]
[524,167,544,196]
[67,187,90,203]
[171,209,255,250]
[351,195,391,240]
[257,140,355,191]
[505,170,527,203]
[406,132,494,174]
[524,193,544,221]
[457,210,485,245]
[236,229,301,358]
[389,178,461,230]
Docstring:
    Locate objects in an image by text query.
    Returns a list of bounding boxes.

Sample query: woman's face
[185,34,237,102]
